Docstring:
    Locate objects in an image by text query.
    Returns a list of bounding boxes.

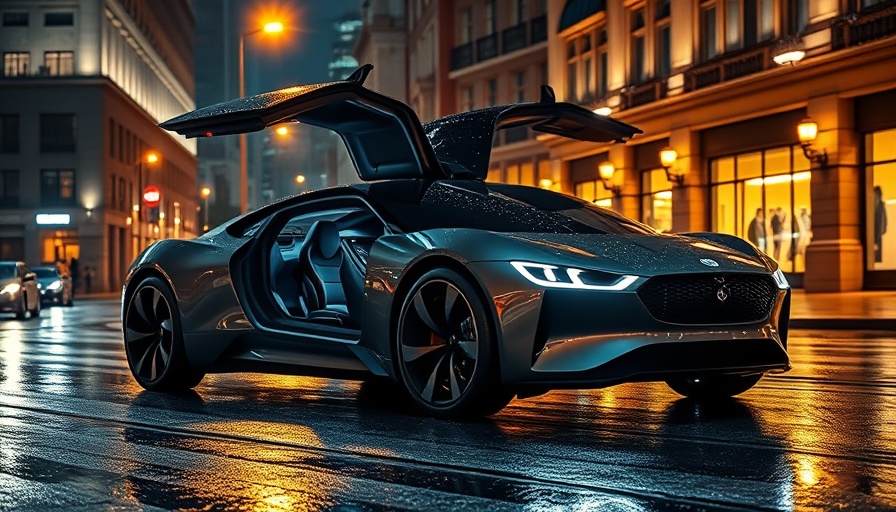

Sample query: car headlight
[510,261,638,291]
[1,283,21,296]
[772,268,789,289]
[47,280,62,291]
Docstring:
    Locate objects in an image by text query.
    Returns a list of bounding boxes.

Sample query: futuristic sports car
[123,65,791,418]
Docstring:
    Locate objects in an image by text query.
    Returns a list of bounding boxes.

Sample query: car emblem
[700,258,719,267]
[717,285,730,302]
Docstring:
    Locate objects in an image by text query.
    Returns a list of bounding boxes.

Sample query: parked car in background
[0,261,41,319]
[31,266,73,307]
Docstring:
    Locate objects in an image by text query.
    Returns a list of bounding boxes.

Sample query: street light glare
[295,174,306,184]
[263,21,284,33]
[276,126,288,136]
[146,152,159,164]
[200,186,211,198]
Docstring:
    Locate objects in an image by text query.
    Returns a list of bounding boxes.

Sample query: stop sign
[143,185,161,208]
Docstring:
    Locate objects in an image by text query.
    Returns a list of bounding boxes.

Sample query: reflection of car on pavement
[31,266,73,307]
[0,261,41,320]
[121,65,792,418]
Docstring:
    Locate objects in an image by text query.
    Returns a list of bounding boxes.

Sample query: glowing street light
[200,186,211,232]
[263,21,284,33]
[295,174,306,185]
[275,125,289,136]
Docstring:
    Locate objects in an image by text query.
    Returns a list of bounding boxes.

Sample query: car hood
[36,276,59,286]
[497,232,772,275]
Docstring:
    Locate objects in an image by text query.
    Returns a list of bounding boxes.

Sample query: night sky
[244,0,359,93]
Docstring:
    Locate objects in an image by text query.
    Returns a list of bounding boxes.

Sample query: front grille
[637,273,778,325]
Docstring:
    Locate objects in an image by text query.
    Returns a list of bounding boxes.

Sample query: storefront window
[866,128,896,270]
[40,230,79,265]
[574,179,613,208]
[640,168,672,232]
[710,145,811,273]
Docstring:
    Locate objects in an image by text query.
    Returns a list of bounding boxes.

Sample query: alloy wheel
[398,279,479,406]
[125,286,175,383]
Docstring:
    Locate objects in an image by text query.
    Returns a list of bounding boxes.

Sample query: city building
[541,0,896,292]
[330,9,363,186]
[0,0,198,292]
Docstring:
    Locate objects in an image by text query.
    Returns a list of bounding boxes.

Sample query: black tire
[29,295,40,318]
[666,374,763,399]
[396,268,513,419]
[123,276,204,391]
[14,292,26,320]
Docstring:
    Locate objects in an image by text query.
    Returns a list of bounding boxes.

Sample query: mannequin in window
[748,208,766,251]
[874,186,887,263]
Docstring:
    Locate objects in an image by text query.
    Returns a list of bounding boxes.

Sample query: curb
[790,318,896,330]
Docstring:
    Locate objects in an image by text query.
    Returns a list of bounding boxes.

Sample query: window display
[866,128,896,271]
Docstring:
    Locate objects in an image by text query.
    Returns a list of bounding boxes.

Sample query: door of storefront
[40,229,79,265]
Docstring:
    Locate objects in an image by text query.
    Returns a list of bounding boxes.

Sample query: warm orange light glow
[598,161,615,181]
[295,174,306,184]
[263,21,284,33]
[798,118,818,144]
[145,152,159,164]
[538,178,553,189]
[275,126,288,136]
[200,186,211,198]
[659,147,677,169]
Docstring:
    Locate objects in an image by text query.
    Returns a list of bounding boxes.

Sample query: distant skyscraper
[329,12,362,80]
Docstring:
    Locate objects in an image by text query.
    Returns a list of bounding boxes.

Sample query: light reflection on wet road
[1,299,895,511]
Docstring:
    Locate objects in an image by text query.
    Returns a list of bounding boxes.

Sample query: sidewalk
[790,290,896,330]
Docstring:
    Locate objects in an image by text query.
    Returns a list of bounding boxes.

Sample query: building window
[511,0,525,25]
[655,0,672,77]
[865,128,896,271]
[575,180,613,208]
[44,51,74,76]
[701,3,719,60]
[3,52,29,77]
[485,0,496,35]
[630,7,648,84]
[710,146,812,273]
[458,7,472,44]
[2,12,28,26]
[40,114,77,152]
[41,169,76,207]
[486,78,497,106]
[1,115,19,153]
[459,86,474,112]
[513,70,527,103]
[0,170,19,207]
[700,0,774,59]
[640,169,673,232]
[565,23,609,103]
[45,12,74,26]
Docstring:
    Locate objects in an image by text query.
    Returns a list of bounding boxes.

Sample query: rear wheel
[396,268,513,419]
[666,374,762,399]
[124,277,204,391]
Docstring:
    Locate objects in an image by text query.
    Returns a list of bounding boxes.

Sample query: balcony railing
[476,33,499,62]
[450,15,548,71]
[451,42,474,70]
[684,42,773,92]
[622,78,668,109]
[531,15,547,43]
[502,23,528,54]
[831,4,896,50]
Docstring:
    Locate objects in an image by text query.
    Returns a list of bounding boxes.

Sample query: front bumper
[467,262,791,388]
[40,288,63,303]
[0,293,20,312]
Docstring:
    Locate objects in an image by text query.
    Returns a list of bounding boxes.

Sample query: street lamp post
[135,152,159,254]
[239,20,284,214]
[200,186,211,232]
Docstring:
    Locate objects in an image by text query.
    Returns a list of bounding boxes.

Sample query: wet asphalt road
[1,299,895,511]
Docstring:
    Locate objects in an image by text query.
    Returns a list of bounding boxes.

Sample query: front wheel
[666,374,763,399]
[123,277,204,391]
[15,293,26,320]
[396,268,513,419]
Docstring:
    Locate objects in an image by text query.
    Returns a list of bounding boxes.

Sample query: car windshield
[0,263,16,279]
[32,268,58,279]
[368,180,656,235]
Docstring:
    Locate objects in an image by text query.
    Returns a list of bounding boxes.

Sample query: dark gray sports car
[123,65,791,418]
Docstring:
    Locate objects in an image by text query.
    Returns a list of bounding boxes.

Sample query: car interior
[269,205,387,328]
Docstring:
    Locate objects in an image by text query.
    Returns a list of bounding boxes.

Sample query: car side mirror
[23,272,36,282]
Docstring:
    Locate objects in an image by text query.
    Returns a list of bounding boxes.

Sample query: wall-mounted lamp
[659,147,684,185]
[797,117,828,166]
[772,36,806,66]
[538,178,554,189]
[85,208,93,219]
[598,161,621,195]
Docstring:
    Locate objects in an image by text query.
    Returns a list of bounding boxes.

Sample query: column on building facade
[610,143,638,219]
[804,95,863,292]
[670,128,707,232]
